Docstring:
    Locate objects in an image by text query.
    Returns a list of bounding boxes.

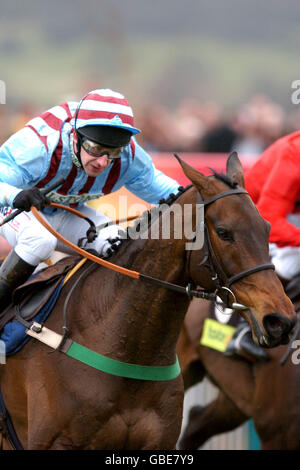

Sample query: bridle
[190,187,275,309]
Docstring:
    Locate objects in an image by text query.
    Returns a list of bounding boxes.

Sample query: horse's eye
[216,228,234,242]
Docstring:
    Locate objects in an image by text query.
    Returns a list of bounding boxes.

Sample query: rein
[31,186,275,309]
[30,197,216,303]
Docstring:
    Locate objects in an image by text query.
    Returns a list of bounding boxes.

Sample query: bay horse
[177,296,300,450]
[0,153,296,450]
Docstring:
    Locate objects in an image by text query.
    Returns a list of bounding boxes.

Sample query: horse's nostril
[263,314,291,338]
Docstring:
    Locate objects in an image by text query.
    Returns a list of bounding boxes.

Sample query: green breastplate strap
[65,341,181,381]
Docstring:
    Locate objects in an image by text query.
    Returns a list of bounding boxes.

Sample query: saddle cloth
[0,255,81,356]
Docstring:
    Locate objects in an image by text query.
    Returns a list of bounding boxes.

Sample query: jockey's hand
[13,188,50,212]
[97,224,126,257]
[104,238,123,257]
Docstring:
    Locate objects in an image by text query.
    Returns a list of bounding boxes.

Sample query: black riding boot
[0,250,36,316]
[225,318,269,362]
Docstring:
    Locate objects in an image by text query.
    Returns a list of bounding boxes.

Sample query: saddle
[0,255,81,333]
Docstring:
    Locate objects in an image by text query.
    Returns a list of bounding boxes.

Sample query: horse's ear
[226,151,245,188]
[173,153,211,191]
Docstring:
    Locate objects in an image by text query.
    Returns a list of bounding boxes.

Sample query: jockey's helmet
[73,89,140,149]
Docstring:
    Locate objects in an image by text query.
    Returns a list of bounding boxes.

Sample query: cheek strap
[69,131,83,168]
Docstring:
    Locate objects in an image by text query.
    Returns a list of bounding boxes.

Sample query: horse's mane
[126,185,190,238]
[104,170,237,258]
[102,185,190,259]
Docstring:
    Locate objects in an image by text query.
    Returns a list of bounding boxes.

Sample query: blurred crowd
[136,94,300,157]
[1,94,300,157]
[0,93,299,258]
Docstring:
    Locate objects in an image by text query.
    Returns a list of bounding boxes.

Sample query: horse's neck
[73,231,190,365]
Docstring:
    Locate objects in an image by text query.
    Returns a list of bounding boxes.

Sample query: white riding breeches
[269,243,300,280]
[0,204,119,266]
[268,213,300,280]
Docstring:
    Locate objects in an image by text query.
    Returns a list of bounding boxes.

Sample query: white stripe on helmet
[80,100,134,117]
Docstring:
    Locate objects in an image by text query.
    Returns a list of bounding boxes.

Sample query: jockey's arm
[0,126,50,207]
[124,140,180,204]
[256,143,300,247]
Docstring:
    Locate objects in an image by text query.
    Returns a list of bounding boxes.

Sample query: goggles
[81,137,123,159]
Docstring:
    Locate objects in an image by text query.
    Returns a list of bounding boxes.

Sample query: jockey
[0,89,180,314]
[226,130,300,361]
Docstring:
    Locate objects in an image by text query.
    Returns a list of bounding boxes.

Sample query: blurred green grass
[0,23,298,110]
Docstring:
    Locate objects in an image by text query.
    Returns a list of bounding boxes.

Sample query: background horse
[0,153,296,450]
[177,295,300,450]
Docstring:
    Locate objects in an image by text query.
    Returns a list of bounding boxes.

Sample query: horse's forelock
[208,168,238,189]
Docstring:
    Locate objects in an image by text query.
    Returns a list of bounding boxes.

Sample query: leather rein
[30,185,275,311]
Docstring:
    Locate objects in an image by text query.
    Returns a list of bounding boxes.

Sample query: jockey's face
[81,148,112,176]
[73,133,115,176]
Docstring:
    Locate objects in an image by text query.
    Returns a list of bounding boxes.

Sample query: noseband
[192,187,275,310]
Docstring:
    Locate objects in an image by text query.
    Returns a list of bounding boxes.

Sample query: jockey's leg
[0,236,11,258]
[269,243,300,282]
[0,204,121,313]
[0,249,36,312]
[0,210,57,313]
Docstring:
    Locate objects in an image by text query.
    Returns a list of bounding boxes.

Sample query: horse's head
[175,152,297,348]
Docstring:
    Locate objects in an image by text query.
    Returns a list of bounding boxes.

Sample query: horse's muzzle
[261,313,298,347]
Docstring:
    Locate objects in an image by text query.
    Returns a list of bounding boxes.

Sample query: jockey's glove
[96,224,126,257]
[104,239,122,257]
[13,188,50,212]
